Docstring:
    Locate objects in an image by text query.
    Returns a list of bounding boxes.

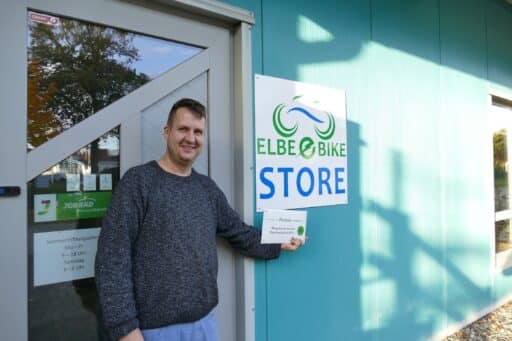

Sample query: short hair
[167,98,206,127]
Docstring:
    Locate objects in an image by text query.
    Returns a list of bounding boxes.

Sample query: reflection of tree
[494,129,509,213]
[494,130,512,250]
[494,129,507,183]
[28,58,61,149]
[27,16,150,150]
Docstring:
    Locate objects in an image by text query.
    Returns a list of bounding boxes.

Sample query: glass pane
[27,128,119,341]
[27,10,203,150]
[496,219,512,253]
[494,128,510,211]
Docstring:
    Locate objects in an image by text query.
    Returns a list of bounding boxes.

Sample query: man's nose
[185,130,195,141]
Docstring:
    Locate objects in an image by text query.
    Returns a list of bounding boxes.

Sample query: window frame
[489,89,512,272]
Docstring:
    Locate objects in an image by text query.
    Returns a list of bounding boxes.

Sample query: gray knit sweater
[95,161,280,340]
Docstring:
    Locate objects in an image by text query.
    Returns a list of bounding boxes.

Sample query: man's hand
[281,237,304,251]
[119,328,144,341]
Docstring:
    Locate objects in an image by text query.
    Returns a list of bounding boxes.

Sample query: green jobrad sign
[57,192,112,220]
[34,192,112,222]
[255,74,348,211]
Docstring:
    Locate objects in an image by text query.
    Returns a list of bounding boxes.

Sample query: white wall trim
[488,87,512,102]
[146,0,255,24]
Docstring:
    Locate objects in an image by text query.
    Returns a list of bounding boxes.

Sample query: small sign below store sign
[255,74,348,211]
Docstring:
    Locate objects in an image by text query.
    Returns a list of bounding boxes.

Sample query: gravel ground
[443,301,512,340]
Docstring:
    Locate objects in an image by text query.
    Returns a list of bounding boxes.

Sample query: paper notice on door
[66,174,80,192]
[99,174,112,191]
[83,174,97,191]
[33,228,101,286]
[261,209,307,244]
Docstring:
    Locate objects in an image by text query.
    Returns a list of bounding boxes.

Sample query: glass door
[26,9,207,340]
[1,1,235,340]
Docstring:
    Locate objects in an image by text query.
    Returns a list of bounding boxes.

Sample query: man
[95,98,303,341]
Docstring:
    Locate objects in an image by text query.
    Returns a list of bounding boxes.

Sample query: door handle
[0,186,21,197]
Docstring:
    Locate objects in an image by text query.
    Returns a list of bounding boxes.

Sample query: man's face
[164,107,205,169]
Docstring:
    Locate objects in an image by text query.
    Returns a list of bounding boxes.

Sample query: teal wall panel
[487,0,512,92]
[367,1,444,339]
[440,0,491,330]
[222,0,512,340]
[261,1,370,340]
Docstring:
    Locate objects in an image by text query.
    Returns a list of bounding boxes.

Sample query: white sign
[83,174,97,191]
[66,174,80,192]
[261,209,307,244]
[33,228,101,286]
[34,194,57,223]
[255,74,348,211]
[100,174,113,191]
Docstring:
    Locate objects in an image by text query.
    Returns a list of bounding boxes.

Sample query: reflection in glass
[28,128,119,341]
[494,129,509,211]
[27,10,202,150]
[496,220,512,253]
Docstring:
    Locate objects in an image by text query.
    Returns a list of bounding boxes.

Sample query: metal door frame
[0,1,255,340]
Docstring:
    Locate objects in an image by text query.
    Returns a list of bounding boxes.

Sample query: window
[27,10,203,150]
[492,94,512,270]
[27,127,119,340]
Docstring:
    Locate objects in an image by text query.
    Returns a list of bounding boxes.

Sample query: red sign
[29,12,60,26]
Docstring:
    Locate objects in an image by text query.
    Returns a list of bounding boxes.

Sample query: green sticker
[57,192,112,220]
[297,225,305,236]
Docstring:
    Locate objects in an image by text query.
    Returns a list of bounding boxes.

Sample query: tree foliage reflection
[27,13,149,149]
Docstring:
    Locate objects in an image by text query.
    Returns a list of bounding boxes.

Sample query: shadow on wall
[249,0,512,340]
[364,151,492,340]
[262,0,512,89]
[262,122,493,341]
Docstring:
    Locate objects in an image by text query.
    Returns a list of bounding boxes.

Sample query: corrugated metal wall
[225,0,512,340]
